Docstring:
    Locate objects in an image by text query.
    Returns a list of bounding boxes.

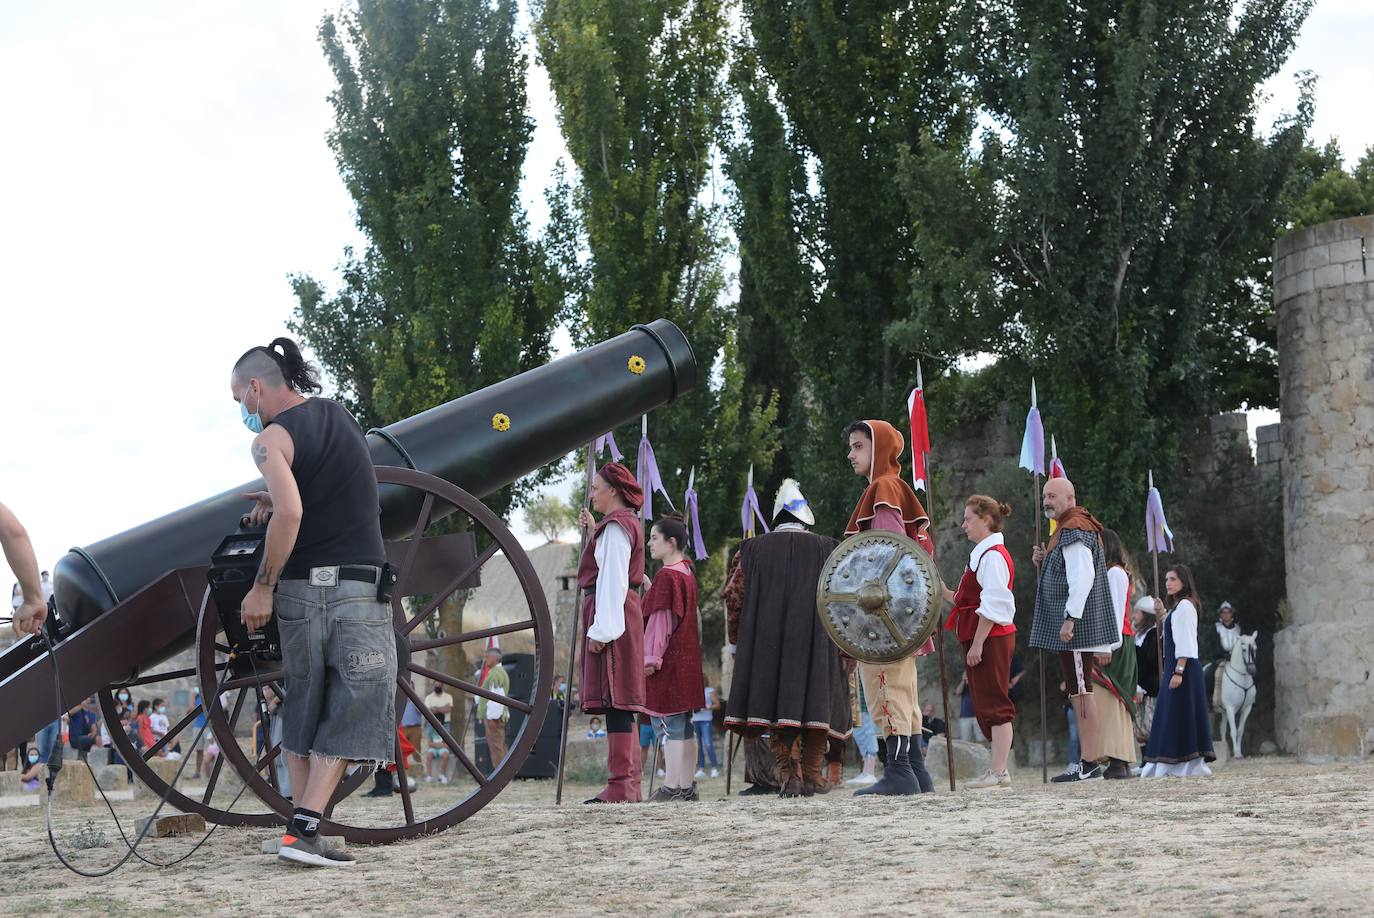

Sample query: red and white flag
[907,385,930,493]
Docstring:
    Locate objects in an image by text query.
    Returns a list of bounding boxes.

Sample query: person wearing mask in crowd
[425,683,454,727]
[422,721,450,784]
[68,697,101,761]
[1092,529,1140,779]
[724,479,849,796]
[577,463,648,804]
[1141,565,1216,778]
[1031,478,1117,783]
[842,421,936,796]
[942,495,1018,789]
[149,697,170,751]
[232,338,397,867]
[641,514,706,802]
[585,717,606,739]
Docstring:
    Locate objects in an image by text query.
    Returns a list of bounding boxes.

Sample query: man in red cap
[576,462,648,803]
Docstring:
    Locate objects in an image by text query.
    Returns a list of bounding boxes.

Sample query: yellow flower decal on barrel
[491,413,511,432]
[627,355,646,375]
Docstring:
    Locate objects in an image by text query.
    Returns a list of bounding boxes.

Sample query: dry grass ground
[2,756,1371,916]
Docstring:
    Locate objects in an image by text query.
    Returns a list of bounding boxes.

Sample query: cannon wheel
[96,644,287,828]
[195,466,554,844]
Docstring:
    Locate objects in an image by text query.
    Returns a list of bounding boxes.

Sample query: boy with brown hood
[842,419,936,796]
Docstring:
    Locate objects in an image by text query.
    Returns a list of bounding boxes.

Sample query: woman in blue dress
[1141,564,1215,777]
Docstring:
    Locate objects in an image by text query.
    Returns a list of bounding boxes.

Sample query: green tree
[289,0,567,708]
[534,0,779,549]
[948,0,1317,524]
[726,0,981,534]
[1291,144,1374,228]
[524,494,576,542]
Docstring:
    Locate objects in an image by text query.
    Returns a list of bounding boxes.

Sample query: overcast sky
[2,1,1370,587]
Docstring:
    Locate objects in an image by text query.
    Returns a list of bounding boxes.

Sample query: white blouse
[1106,566,1129,651]
[586,524,630,643]
[1169,599,1199,661]
[969,533,1015,626]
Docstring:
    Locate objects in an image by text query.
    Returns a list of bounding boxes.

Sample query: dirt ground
[2,756,1372,916]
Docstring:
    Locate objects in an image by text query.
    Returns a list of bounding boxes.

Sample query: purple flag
[741,483,774,541]
[636,435,674,521]
[1145,475,1175,554]
[684,486,709,560]
[594,431,623,463]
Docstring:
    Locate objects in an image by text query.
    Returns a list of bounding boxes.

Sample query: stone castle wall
[1273,215,1374,755]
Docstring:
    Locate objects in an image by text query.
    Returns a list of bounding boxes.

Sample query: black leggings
[605,709,634,734]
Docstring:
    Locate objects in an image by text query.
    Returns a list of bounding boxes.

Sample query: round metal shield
[816,530,941,664]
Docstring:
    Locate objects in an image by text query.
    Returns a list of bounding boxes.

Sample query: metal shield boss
[816,530,940,664]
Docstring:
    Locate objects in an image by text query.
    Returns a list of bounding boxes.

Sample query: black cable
[40,631,258,876]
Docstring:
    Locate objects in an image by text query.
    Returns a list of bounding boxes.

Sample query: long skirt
[1142,631,1214,778]
[1096,691,1138,763]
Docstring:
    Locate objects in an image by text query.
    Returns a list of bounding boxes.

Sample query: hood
[864,419,905,481]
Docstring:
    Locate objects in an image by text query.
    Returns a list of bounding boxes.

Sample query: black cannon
[0,321,694,842]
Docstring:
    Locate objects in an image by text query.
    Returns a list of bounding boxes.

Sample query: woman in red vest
[641,513,704,802]
[943,495,1017,789]
[577,463,648,803]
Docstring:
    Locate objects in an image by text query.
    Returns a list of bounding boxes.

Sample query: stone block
[1295,712,1365,763]
[1300,245,1330,271]
[136,813,207,838]
[147,756,186,784]
[926,737,991,785]
[1314,264,1346,290]
[1327,238,1364,264]
[49,763,97,806]
[94,765,126,791]
[1210,412,1247,434]
[1275,225,1315,259]
[0,771,22,796]
[1346,262,1369,286]
[1256,423,1281,444]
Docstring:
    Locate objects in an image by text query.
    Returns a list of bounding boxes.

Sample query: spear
[911,362,955,791]
[554,441,598,804]
[1145,470,1175,687]
[1018,379,1048,783]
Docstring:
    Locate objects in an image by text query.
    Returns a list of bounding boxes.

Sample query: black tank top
[270,398,385,576]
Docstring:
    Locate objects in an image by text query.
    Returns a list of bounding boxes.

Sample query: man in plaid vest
[1030,478,1116,782]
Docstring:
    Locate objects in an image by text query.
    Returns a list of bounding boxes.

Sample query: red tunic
[945,544,1017,642]
[577,508,647,715]
[642,563,705,716]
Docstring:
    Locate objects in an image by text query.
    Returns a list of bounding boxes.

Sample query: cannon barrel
[0,320,694,750]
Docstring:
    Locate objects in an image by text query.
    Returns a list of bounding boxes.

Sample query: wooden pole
[725,732,740,796]
[1153,551,1164,685]
[923,447,956,792]
[554,442,597,805]
[1034,471,1047,784]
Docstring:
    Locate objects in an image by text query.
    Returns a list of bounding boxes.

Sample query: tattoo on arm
[256,565,278,588]
[252,443,269,467]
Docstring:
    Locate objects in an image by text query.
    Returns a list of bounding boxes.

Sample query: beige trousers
[858,658,921,737]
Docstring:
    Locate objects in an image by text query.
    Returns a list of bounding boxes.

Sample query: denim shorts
[275,574,397,766]
[651,712,693,741]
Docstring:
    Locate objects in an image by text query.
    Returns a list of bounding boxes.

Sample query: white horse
[1216,632,1259,759]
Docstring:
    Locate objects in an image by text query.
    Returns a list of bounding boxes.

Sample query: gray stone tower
[1272,214,1374,757]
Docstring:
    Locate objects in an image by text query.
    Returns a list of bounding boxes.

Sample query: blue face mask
[241,388,264,434]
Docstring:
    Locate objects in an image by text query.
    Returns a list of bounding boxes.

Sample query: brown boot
[771,730,801,797]
[800,731,830,795]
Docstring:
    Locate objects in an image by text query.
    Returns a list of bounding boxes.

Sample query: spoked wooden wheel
[196,466,554,844]
[97,646,284,828]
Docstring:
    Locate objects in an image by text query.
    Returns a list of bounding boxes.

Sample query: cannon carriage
[0,321,694,843]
